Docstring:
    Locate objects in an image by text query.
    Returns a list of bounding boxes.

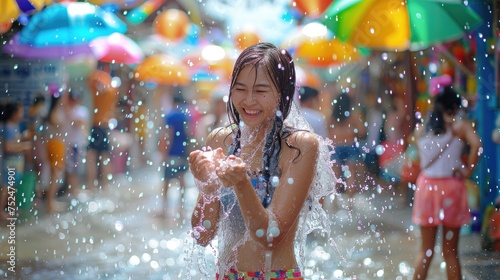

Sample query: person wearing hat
[298,85,328,138]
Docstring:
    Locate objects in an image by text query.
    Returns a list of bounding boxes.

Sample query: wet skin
[189,65,319,271]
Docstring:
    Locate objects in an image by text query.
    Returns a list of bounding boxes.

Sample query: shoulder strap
[421,132,455,170]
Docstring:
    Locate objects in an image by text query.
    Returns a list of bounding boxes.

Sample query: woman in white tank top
[412,86,481,280]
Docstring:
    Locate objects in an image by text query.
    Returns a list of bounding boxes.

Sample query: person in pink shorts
[412,86,482,280]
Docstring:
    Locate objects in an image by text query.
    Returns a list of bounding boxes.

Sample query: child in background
[0,101,32,220]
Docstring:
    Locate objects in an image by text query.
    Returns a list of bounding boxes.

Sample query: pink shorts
[412,175,470,228]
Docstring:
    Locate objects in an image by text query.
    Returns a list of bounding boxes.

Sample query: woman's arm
[456,120,482,178]
[220,131,318,249]
[189,128,229,246]
[4,140,31,154]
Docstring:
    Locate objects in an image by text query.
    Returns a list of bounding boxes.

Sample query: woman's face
[231,65,280,128]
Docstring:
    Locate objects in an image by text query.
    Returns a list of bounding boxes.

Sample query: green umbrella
[321,0,483,51]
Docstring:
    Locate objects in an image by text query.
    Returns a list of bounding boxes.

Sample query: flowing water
[0,166,491,279]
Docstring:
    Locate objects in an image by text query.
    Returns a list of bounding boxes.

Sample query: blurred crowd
[0,66,496,224]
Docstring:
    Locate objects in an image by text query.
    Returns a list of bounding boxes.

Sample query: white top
[300,108,328,138]
[365,109,384,149]
[418,129,465,178]
[66,105,90,146]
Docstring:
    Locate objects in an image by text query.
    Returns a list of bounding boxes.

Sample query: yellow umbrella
[0,0,50,22]
[134,54,191,86]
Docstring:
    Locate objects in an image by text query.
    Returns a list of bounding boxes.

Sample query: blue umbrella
[3,34,94,59]
[18,2,127,47]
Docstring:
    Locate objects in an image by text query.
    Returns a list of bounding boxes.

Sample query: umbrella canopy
[90,33,145,64]
[18,2,127,47]
[0,0,49,22]
[3,34,93,59]
[182,44,234,81]
[134,54,191,86]
[282,22,365,67]
[322,0,483,51]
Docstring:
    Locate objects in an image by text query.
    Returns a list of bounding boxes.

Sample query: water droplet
[114,221,123,231]
[268,226,280,237]
[129,255,140,266]
[203,220,212,229]
[425,249,433,257]
[256,229,264,237]
[271,176,279,187]
[287,178,294,184]
[439,209,445,220]
[445,230,454,240]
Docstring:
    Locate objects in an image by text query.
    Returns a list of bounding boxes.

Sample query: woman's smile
[242,108,261,118]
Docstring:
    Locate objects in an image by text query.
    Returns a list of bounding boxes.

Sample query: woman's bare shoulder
[286,130,319,152]
[206,126,233,149]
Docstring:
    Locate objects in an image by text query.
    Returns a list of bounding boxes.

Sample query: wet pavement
[0,166,499,280]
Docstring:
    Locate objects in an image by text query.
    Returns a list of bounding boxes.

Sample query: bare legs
[413,226,462,280]
[442,227,462,280]
[159,173,186,217]
[332,161,360,211]
[46,168,66,213]
[413,226,437,280]
[86,149,113,191]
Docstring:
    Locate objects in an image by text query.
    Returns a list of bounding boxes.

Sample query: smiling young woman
[188,42,337,279]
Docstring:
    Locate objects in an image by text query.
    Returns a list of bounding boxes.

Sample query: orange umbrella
[282,22,364,67]
[133,54,190,86]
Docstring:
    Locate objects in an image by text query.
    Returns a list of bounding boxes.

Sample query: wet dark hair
[227,42,297,208]
[46,93,62,125]
[427,86,461,135]
[0,101,22,123]
[332,94,351,123]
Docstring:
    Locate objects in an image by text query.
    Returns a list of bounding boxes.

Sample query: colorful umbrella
[18,2,127,47]
[134,54,190,86]
[90,33,145,64]
[282,22,365,67]
[2,34,93,59]
[0,0,49,22]
[322,0,483,51]
[182,44,234,81]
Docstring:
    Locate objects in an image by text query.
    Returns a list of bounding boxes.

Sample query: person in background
[26,94,47,199]
[328,93,366,210]
[298,85,328,138]
[363,93,384,180]
[412,86,482,280]
[65,92,90,199]
[0,101,32,220]
[86,70,119,191]
[44,91,69,213]
[158,88,191,216]
[492,114,500,144]
[131,96,150,167]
